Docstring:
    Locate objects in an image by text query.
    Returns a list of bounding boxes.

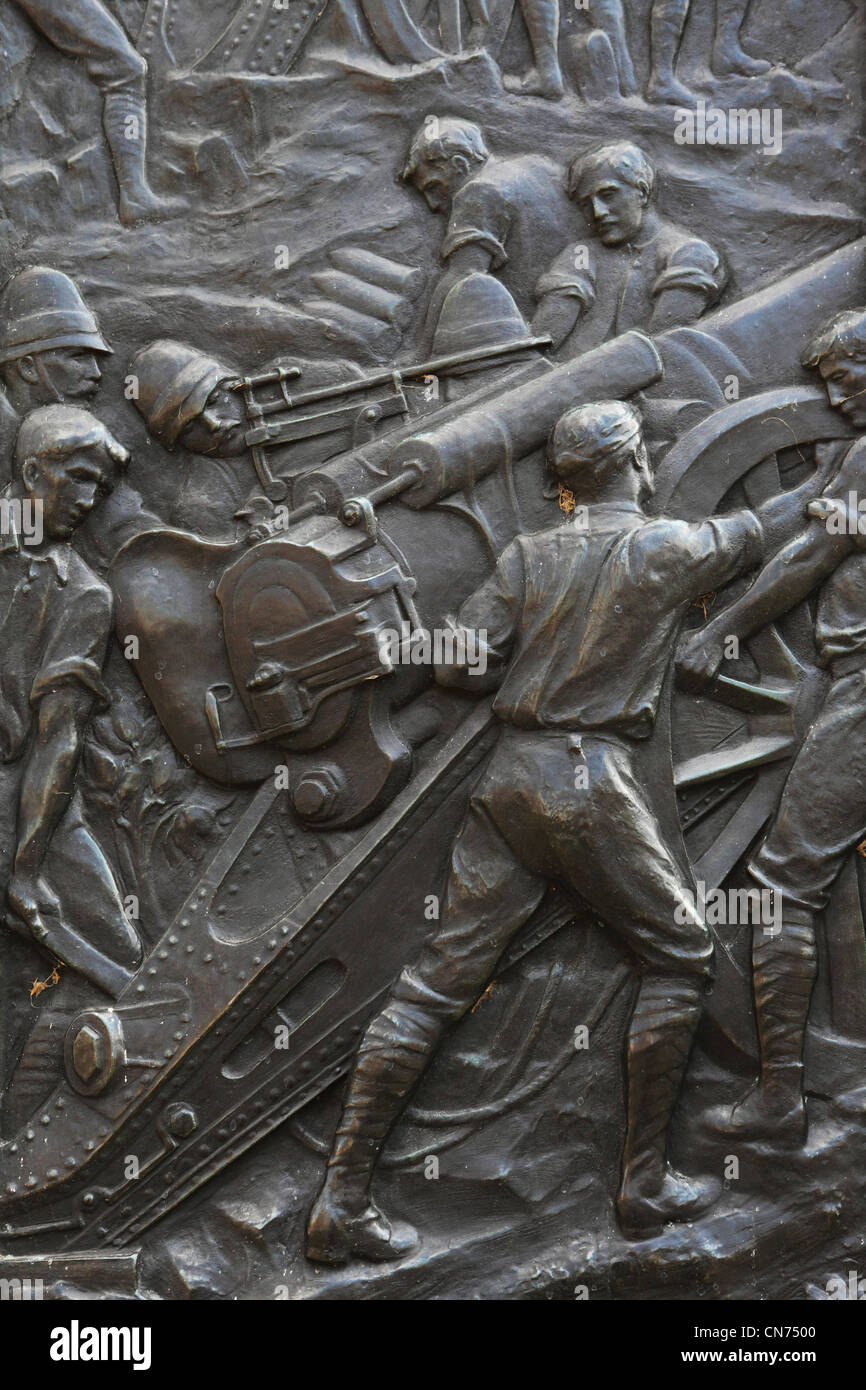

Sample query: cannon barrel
[386,330,663,507]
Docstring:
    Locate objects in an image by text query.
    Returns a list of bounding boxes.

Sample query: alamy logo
[0,496,43,546]
[0,1276,43,1300]
[50,1321,152,1371]
[674,99,782,156]
[674,881,781,931]
[377,622,488,675]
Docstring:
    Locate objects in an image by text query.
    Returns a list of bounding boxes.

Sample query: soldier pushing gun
[305,397,821,1263]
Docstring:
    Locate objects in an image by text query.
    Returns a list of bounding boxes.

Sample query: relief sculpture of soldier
[403,116,571,353]
[678,308,866,1148]
[0,405,142,1020]
[127,339,367,539]
[532,142,726,358]
[304,398,827,1264]
[9,0,173,224]
[128,339,254,544]
[0,266,159,571]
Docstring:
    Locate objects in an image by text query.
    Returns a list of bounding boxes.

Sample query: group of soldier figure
[3,96,866,1262]
[307,308,866,1260]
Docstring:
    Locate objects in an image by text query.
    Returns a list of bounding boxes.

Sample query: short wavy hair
[402,117,489,182]
[566,141,656,202]
[803,309,866,369]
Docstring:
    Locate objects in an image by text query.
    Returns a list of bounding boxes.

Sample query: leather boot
[646,0,695,105]
[102,89,178,225]
[712,0,771,76]
[306,993,446,1265]
[504,0,564,99]
[704,913,816,1147]
[617,973,721,1239]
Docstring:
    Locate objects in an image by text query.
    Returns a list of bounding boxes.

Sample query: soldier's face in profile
[578,172,646,246]
[819,352,866,430]
[179,383,247,457]
[26,448,109,540]
[35,347,102,401]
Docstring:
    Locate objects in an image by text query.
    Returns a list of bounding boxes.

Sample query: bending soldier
[129,339,252,543]
[402,117,570,349]
[305,399,815,1264]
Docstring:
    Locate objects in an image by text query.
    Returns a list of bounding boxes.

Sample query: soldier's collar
[0,506,70,584]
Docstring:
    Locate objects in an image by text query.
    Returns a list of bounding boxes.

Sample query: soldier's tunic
[393,501,763,1021]
[750,439,866,912]
[442,157,572,313]
[534,219,725,355]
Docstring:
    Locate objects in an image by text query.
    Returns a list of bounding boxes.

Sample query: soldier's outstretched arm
[676,520,852,692]
[434,538,523,691]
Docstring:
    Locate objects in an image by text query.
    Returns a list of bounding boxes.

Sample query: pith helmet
[0,266,112,364]
[431,271,530,368]
[128,339,235,449]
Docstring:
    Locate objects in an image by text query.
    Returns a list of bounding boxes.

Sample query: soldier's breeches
[327,728,712,1180]
[13,0,147,92]
[749,669,866,913]
[473,729,713,979]
[327,799,546,1176]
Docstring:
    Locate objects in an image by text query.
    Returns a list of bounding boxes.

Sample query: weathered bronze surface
[0,0,864,1305]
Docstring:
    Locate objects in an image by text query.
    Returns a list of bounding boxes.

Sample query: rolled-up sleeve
[31,580,112,709]
[652,238,726,309]
[442,179,512,270]
[639,510,763,604]
[534,245,597,310]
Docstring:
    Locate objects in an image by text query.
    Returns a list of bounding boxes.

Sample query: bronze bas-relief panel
[0,0,863,1306]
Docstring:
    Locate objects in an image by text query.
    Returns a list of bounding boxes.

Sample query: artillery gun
[1,239,865,1257]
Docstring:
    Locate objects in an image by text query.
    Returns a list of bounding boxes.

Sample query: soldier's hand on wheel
[676,627,727,693]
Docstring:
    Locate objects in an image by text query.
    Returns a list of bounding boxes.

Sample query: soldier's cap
[0,266,112,364]
[549,400,643,475]
[128,339,237,449]
[431,272,532,370]
[15,404,129,472]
